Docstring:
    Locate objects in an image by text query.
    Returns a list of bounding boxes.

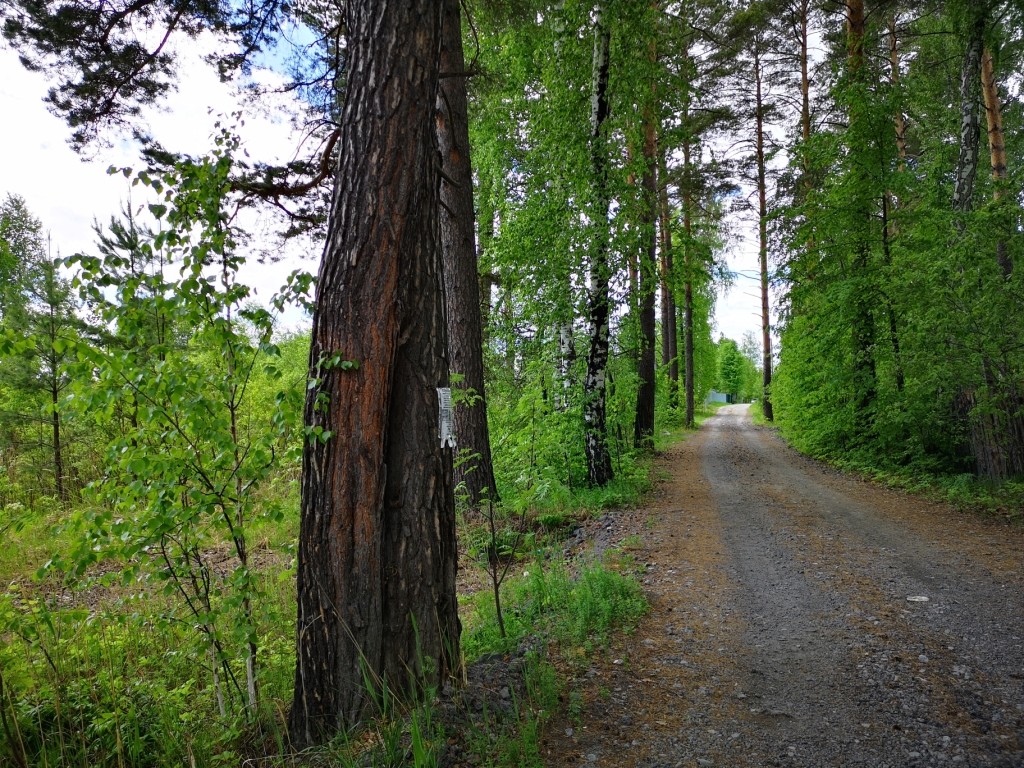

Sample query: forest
[0,0,1021,765]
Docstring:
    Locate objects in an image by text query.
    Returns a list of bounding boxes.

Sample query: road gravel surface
[542,405,1024,768]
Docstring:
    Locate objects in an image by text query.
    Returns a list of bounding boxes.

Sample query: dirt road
[542,405,1024,767]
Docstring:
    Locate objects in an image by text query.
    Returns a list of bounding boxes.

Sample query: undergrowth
[769,407,1024,523]
[837,462,1024,524]
[0,449,655,768]
[460,560,648,661]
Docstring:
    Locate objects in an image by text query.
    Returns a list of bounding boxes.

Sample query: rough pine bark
[289,0,459,745]
[981,46,1012,278]
[583,7,613,486]
[437,0,499,506]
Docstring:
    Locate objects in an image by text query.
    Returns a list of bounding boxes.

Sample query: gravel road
[542,405,1024,768]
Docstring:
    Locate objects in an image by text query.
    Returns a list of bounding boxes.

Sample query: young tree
[66,147,302,716]
[0,195,81,502]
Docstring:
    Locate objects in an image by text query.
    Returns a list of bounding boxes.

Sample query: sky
[0,40,765,347]
[0,38,315,324]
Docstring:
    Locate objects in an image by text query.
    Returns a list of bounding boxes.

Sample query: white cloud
[1,46,135,258]
[2,33,769,345]
[0,36,315,331]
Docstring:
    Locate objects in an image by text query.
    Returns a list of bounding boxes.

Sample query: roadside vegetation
[1,185,731,765]
[2,0,1021,761]
[0,356,666,767]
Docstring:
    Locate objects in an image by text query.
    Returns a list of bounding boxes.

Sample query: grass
[654,401,726,450]
[0,499,67,581]
[841,463,1024,524]
[1,462,655,768]
[747,399,770,426]
[764,409,1024,525]
[460,559,648,662]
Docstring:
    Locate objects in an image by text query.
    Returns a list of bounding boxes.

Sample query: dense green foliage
[2,0,1023,764]
[771,1,1024,486]
[716,336,760,403]
[0,165,660,766]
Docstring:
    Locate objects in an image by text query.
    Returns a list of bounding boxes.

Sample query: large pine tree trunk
[437,0,499,506]
[798,0,811,146]
[583,7,613,486]
[950,10,1023,480]
[791,0,816,288]
[681,135,696,429]
[952,3,985,217]
[790,0,813,200]
[884,15,906,394]
[51,376,65,502]
[889,17,908,170]
[477,174,496,341]
[845,0,877,434]
[290,0,459,745]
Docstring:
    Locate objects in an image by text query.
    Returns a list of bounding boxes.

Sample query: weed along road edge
[541,404,1024,768]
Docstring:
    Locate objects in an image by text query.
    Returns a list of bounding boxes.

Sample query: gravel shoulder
[540,405,1024,768]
